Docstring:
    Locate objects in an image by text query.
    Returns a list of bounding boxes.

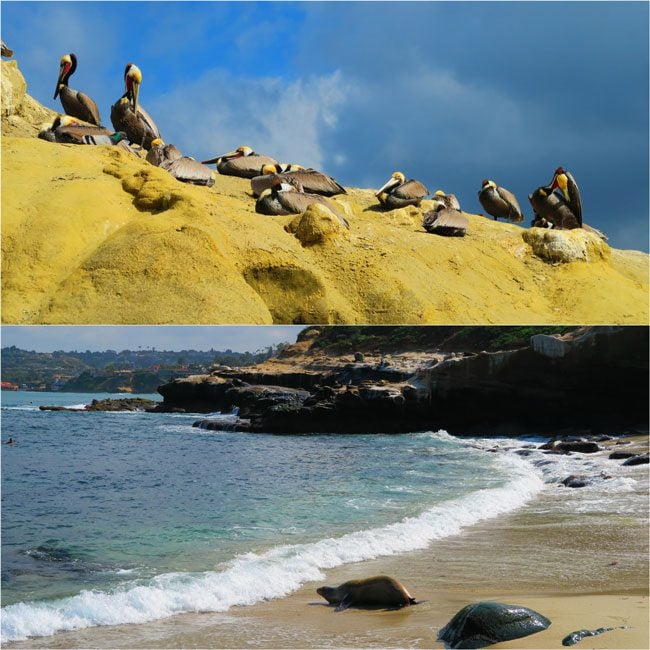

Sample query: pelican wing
[219,155,279,178]
[392,179,428,201]
[565,172,582,226]
[423,208,468,236]
[288,170,346,196]
[496,185,524,221]
[54,124,112,144]
[75,91,102,127]
[164,157,215,186]
[251,173,302,197]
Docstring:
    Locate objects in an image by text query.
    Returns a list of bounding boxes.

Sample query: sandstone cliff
[2,60,648,324]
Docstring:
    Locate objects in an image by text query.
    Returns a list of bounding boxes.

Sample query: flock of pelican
[34,52,596,238]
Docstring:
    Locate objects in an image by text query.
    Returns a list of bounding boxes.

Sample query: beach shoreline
[4,434,647,649]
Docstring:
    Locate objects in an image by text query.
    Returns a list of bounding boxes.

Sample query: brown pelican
[256,179,349,228]
[202,146,279,178]
[53,53,101,126]
[432,190,461,211]
[146,139,215,186]
[38,115,139,155]
[110,63,161,150]
[251,163,346,197]
[549,167,582,226]
[423,203,468,237]
[528,185,580,230]
[375,171,428,209]
[478,180,525,222]
[1,40,13,58]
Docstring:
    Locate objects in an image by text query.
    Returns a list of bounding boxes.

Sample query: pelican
[53,53,101,126]
[110,63,161,150]
[549,167,582,226]
[146,139,215,186]
[423,202,468,237]
[478,179,524,222]
[375,171,428,209]
[256,179,349,228]
[432,190,461,211]
[251,163,346,197]
[38,115,139,155]
[202,146,279,178]
[528,185,580,230]
[1,40,13,58]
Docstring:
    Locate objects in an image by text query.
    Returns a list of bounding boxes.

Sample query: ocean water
[1,391,646,643]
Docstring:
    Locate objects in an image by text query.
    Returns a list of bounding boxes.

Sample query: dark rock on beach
[560,475,589,488]
[608,451,636,460]
[622,453,649,466]
[438,602,551,649]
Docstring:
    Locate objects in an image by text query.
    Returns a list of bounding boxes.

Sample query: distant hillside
[0,344,288,390]
[296,326,577,355]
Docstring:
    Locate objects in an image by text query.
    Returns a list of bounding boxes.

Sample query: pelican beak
[130,78,140,114]
[53,64,66,100]
[201,156,222,165]
[220,149,244,161]
[375,176,398,198]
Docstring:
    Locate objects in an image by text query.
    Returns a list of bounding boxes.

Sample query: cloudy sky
[2,1,648,250]
[1,326,304,352]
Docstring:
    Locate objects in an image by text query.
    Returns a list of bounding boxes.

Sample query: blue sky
[1,326,304,352]
[2,1,648,250]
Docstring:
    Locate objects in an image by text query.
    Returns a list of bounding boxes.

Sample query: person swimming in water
[5,437,16,445]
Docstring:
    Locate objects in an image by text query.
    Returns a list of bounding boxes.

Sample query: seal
[316,575,417,612]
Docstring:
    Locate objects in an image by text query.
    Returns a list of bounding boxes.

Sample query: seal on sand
[316,575,417,612]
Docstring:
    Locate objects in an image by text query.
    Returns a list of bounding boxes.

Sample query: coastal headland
[154,326,648,437]
[2,60,649,325]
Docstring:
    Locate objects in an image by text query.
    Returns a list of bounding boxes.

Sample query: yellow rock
[522,227,610,263]
[2,61,648,325]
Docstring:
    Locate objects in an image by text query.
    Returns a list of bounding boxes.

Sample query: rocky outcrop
[40,398,159,412]
[156,327,649,436]
[3,59,648,325]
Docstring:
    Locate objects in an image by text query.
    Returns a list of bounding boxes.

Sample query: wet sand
[6,437,648,649]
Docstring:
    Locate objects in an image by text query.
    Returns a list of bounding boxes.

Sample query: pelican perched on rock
[478,180,525,222]
[251,163,346,197]
[423,200,468,237]
[256,179,349,228]
[202,146,278,178]
[375,172,428,209]
[432,190,461,211]
[549,167,582,226]
[38,116,139,155]
[528,186,580,230]
[110,63,161,150]
[53,53,101,126]
[146,139,215,186]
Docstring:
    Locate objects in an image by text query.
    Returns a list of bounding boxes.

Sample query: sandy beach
[6,436,647,649]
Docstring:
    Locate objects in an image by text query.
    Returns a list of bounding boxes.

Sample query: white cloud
[148,69,349,170]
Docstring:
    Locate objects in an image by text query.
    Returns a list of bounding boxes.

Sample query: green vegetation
[301,326,576,354]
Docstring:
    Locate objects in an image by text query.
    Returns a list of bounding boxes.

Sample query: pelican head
[550,166,569,199]
[124,63,143,114]
[54,53,76,99]
[434,190,447,196]
[59,115,80,127]
[261,163,279,175]
[150,138,165,147]
[203,145,255,165]
[376,171,405,197]
[481,179,497,190]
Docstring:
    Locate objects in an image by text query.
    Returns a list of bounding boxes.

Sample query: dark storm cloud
[295,1,649,250]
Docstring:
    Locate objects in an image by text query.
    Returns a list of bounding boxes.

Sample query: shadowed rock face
[159,327,648,436]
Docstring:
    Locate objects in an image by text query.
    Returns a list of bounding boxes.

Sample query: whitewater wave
[1,442,543,642]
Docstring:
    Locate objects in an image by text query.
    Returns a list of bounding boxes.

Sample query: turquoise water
[2,391,545,641]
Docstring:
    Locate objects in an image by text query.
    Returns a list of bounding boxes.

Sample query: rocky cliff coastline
[155,327,648,436]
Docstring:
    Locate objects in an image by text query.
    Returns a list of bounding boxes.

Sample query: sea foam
[1,433,544,642]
